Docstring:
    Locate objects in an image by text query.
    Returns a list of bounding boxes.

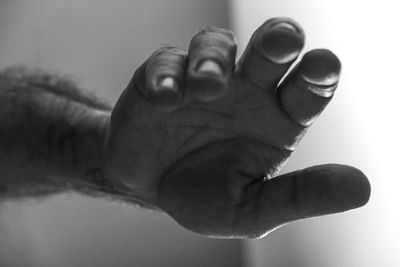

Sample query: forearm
[0,68,111,198]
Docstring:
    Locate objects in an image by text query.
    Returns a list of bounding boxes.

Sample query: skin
[102,18,370,238]
[0,17,370,239]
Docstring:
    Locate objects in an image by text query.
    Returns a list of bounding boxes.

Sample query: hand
[102,17,370,238]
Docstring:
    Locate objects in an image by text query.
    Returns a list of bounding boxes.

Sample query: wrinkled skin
[101,17,370,238]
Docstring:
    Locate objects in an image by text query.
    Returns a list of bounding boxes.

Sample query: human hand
[102,17,370,238]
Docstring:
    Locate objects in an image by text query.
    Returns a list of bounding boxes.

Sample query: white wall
[232,0,400,266]
[0,1,242,266]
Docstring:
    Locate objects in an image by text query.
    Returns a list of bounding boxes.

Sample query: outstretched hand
[101,17,370,238]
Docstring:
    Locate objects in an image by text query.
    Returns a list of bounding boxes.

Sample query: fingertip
[277,49,342,126]
[299,164,371,214]
[237,17,305,89]
[299,49,341,86]
[255,17,305,64]
[140,47,187,112]
[187,27,236,102]
[147,76,182,112]
[336,165,371,208]
[188,59,228,102]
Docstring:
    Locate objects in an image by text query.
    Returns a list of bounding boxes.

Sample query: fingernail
[196,60,224,76]
[290,49,341,98]
[150,76,181,112]
[157,76,178,92]
[258,20,305,64]
[299,49,341,86]
[270,21,301,33]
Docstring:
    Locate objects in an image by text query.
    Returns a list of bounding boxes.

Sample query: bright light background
[232,0,400,266]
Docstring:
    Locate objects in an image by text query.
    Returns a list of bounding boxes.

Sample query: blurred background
[0,0,398,266]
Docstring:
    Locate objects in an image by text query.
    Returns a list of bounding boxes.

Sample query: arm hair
[0,67,111,199]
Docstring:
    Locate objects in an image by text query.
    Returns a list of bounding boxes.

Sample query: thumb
[248,164,370,237]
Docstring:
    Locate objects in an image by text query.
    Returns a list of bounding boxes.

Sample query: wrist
[83,167,159,208]
[78,110,158,208]
[74,109,110,175]
[57,107,111,190]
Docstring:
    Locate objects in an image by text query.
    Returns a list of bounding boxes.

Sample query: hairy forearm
[0,68,112,198]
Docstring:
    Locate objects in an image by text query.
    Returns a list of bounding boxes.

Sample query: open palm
[102,18,370,238]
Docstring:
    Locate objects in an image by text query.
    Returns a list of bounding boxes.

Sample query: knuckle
[198,26,237,43]
[151,46,187,58]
